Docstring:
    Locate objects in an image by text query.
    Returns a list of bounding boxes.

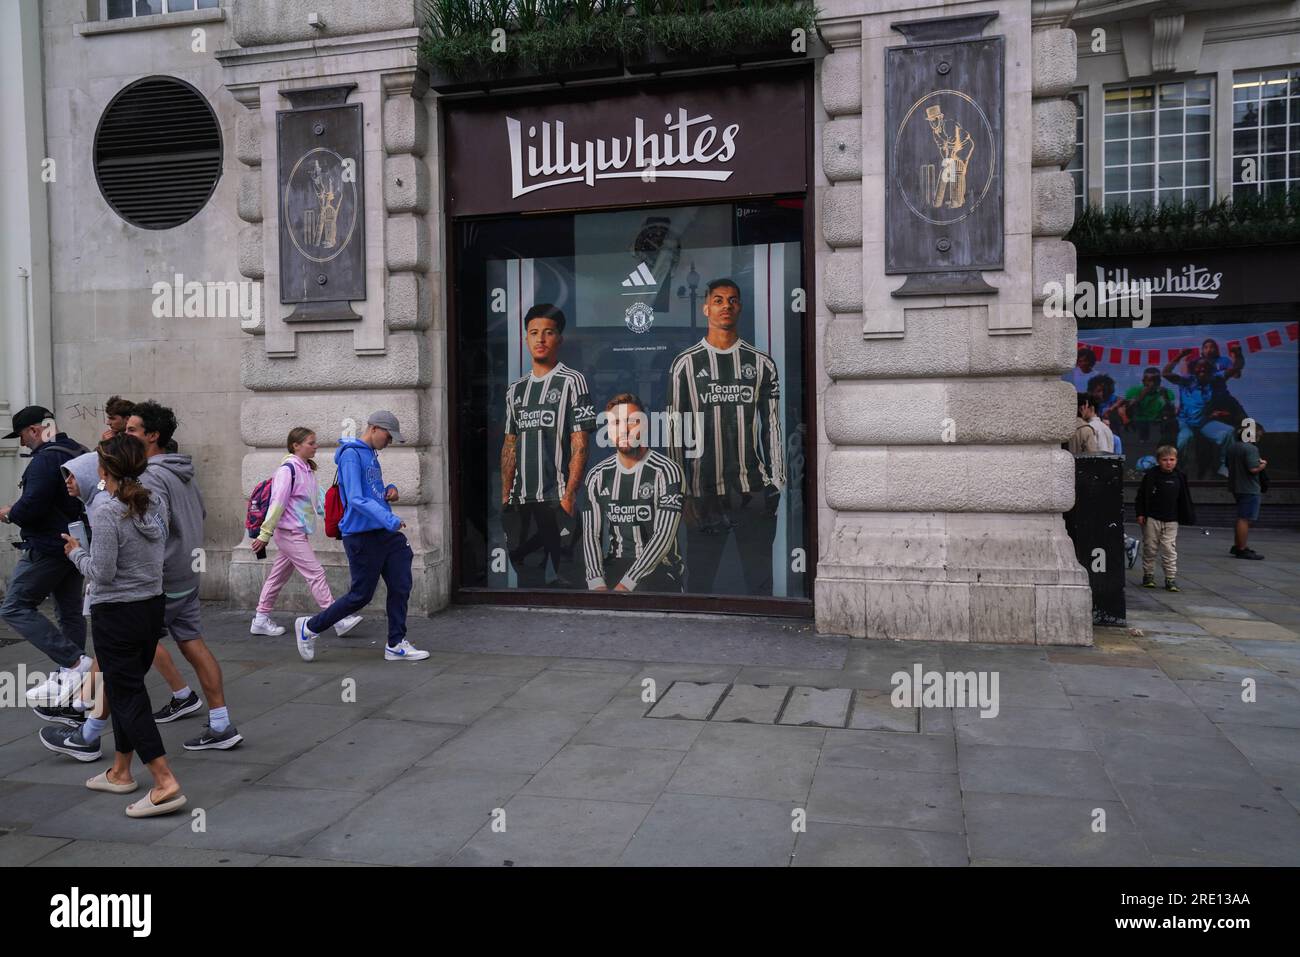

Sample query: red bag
[324,448,354,540]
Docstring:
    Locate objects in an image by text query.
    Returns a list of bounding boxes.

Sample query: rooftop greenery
[1068,189,1300,255]
[420,0,819,79]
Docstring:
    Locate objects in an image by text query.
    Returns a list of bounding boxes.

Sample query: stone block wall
[220,7,450,616]
[39,1,248,599]
[811,0,1092,644]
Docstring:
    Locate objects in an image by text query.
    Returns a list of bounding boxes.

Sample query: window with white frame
[105,0,219,18]
[1232,67,1300,199]
[1067,91,1086,216]
[1103,77,1213,209]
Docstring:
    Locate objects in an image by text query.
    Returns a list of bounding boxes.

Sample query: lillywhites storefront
[443,68,815,615]
[1068,245,1300,524]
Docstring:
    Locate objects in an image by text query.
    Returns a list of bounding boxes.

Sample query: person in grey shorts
[1227,424,1267,561]
[126,401,243,751]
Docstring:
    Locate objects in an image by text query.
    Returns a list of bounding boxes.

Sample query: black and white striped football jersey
[505,363,595,504]
[581,450,684,590]
[666,338,784,496]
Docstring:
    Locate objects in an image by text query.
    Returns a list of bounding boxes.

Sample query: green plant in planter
[538,0,569,28]
[515,0,541,32]
[1068,188,1300,254]
[486,0,513,29]
[640,1,817,55]
[421,0,820,82]
[423,0,501,75]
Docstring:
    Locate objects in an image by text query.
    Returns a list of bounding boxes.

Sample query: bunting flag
[1077,323,1299,365]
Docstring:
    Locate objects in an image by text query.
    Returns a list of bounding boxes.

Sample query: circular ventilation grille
[94,76,223,230]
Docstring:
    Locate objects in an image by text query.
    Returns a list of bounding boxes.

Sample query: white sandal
[125,790,187,818]
[86,770,138,794]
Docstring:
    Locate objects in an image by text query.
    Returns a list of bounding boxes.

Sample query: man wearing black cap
[0,407,90,705]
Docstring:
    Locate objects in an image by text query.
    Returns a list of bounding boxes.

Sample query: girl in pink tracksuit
[249,428,362,638]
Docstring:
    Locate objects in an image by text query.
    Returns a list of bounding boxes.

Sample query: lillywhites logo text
[1094,263,1223,301]
[50,887,151,937]
[506,108,739,198]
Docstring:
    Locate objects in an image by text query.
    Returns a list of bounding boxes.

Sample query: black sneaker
[1141,575,1156,588]
[153,691,203,724]
[33,705,87,727]
[1234,548,1265,561]
[183,724,243,751]
[1229,546,1242,556]
[38,725,101,762]
[1164,579,1180,593]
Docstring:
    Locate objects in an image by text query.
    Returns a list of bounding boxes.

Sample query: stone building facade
[15,0,1240,646]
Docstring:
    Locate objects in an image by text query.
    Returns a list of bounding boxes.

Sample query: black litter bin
[1064,453,1126,625]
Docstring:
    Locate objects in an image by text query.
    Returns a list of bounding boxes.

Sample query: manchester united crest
[624,302,655,335]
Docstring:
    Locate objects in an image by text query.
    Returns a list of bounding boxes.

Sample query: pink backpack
[245,463,294,539]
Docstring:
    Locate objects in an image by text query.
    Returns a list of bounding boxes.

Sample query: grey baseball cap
[367,410,405,443]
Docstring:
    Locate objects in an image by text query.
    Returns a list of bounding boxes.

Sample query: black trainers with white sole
[183,724,243,751]
[34,705,87,727]
[153,691,203,724]
[38,725,102,762]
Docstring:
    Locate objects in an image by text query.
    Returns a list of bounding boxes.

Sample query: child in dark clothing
[1135,445,1197,592]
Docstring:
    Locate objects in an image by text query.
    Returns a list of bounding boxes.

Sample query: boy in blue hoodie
[295,411,428,662]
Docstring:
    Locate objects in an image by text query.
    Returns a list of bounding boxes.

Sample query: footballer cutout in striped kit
[581,450,685,592]
[665,285,785,595]
[666,338,784,498]
[505,363,596,505]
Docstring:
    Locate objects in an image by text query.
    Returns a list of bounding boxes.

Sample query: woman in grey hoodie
[37,451,199,740]
[56,435,186,817]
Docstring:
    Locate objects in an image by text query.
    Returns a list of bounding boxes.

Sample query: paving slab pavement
[0,526,1297,865]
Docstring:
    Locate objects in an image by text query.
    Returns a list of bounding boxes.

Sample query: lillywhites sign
[506,109,739,198]
[1092,264,1224,303]
[446,72,807,217]
[1078,246,1300,310]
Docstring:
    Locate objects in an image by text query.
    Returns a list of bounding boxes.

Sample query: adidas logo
[621,262,657,288]
[696,367,710,378]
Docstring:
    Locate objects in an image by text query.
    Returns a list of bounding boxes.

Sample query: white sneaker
[250,615,286,637]
[26,655,91,706]
[384,640,429,662]
[294,617,317,662]
[334,614,363,637]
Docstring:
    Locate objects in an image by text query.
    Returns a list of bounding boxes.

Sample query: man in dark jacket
[0,407,91,704]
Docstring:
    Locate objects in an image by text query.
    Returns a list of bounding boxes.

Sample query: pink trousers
[256,528,334,614]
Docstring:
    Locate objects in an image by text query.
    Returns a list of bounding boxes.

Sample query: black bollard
[1064,453,1127,626]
